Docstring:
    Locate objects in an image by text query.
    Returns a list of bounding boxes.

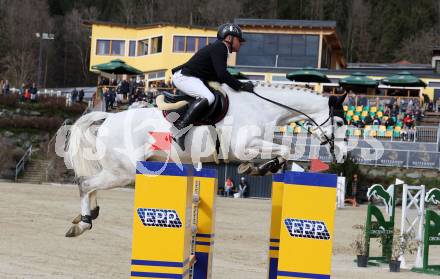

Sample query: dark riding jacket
[172,40,243,91]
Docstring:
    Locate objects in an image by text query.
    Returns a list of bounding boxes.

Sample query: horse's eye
[336,121,344,127]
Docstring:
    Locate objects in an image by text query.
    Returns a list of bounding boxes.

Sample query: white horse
[59,82,347,237]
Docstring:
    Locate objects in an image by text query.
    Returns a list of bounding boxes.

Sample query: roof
[83,20,216,31]
[234,18,337,29]
[234,65,440,79]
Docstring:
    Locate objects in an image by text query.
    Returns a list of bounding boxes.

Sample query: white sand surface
[0,182,438,278]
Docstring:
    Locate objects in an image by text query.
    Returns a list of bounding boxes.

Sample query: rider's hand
[240,81,254,93]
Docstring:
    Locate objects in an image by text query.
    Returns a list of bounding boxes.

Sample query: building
[85,21,217,86]
[86,18,440,101]
[85,18,345,85]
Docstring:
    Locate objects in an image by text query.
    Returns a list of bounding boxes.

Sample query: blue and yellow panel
[268,173,284,279]
[131,162,194,278]
[277,172,337,279]
[193,168,217,279]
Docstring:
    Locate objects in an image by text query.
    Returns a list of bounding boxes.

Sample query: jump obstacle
[411,187,440,275]
[363,184,396,264]
[361,182,440,274]
[131,161,338,279]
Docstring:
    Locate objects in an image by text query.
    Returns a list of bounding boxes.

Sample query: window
[129,40,136,56]
[429,82,440,87]
[237,33,319,68]
[173,36,217,53]
[137,39,149,56]
[272,75,290,82]
[96,40,110,55]
[151,36,163,54]
[173,36,185,52]
[148,70,166,79]
[186,37,196,52]
[246,75,265,81]
[197,37,207,50]
[111,40,125,56]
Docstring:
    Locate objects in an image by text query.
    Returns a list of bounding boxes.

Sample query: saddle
[156,82,229,126]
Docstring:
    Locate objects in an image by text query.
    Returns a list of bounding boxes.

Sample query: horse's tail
[65,111,109,178]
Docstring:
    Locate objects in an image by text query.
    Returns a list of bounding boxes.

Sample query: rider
[171,23,255,150]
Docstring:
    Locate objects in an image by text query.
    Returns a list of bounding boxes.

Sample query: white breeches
[172,70,215,105]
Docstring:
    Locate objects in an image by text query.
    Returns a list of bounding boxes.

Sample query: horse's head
[313,93,347,163]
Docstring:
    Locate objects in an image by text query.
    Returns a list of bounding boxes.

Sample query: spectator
[78,89,84,103]
[385,116,394,127]
[120,78,130,100]
[351,174,358,203]
[358,95,368,107]
[403,114,414,128]
[391,104,399,116]
[407,126,416,141]
[29,82,38,102]
[352,119,360,128]
[347,91,356,106]
[239,177,249,198]
[372,116,381,126]
[363,114,373,125]
[414,107,422,121]
[400,98,408,113]
[3,80,10,95]
[99,77,109,86]
[401,126,409,141]
[224,177,234,197]
[71,88,78,103]
[109,87,116,109]
[18,83,25,103]
[103,87,110,112]
[24,88,31,101]
[428,102,434,112]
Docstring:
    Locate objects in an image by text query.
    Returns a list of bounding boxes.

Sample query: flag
[310,158,329,173]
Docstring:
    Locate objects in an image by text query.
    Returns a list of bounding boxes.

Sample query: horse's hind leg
[65,186,92,237]
[66,171,133,237]
[71,190,99,224]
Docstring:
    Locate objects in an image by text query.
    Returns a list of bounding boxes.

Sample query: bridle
[251,90,338,162]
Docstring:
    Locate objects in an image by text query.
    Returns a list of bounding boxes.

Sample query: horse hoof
[72,214,81,224]
[65,222,91,237]
[238,163,253,175]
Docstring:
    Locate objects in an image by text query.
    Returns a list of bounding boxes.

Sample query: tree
[1,0,53,86]
[396,28,440,64]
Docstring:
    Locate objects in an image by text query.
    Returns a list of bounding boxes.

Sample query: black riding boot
[173,98,209,151]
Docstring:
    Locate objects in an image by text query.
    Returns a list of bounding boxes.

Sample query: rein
[250,90,336,161]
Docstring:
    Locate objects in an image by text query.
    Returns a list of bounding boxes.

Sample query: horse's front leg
[237,139,290,176]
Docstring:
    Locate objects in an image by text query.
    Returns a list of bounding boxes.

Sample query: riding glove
[240,81,254,93]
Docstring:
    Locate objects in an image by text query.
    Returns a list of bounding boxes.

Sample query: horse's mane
[254,81,322,96]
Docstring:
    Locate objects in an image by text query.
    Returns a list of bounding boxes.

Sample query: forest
[0,0,439,87]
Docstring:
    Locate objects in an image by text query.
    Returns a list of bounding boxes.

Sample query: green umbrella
[91,59,143,75]
[227,67,248,79]
[381,71,426,87]
[339,72,378,88]
[286,68,330,83]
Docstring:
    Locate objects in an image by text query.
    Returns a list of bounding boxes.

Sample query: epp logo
[284,218,330,240]
[137,208,182,228]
